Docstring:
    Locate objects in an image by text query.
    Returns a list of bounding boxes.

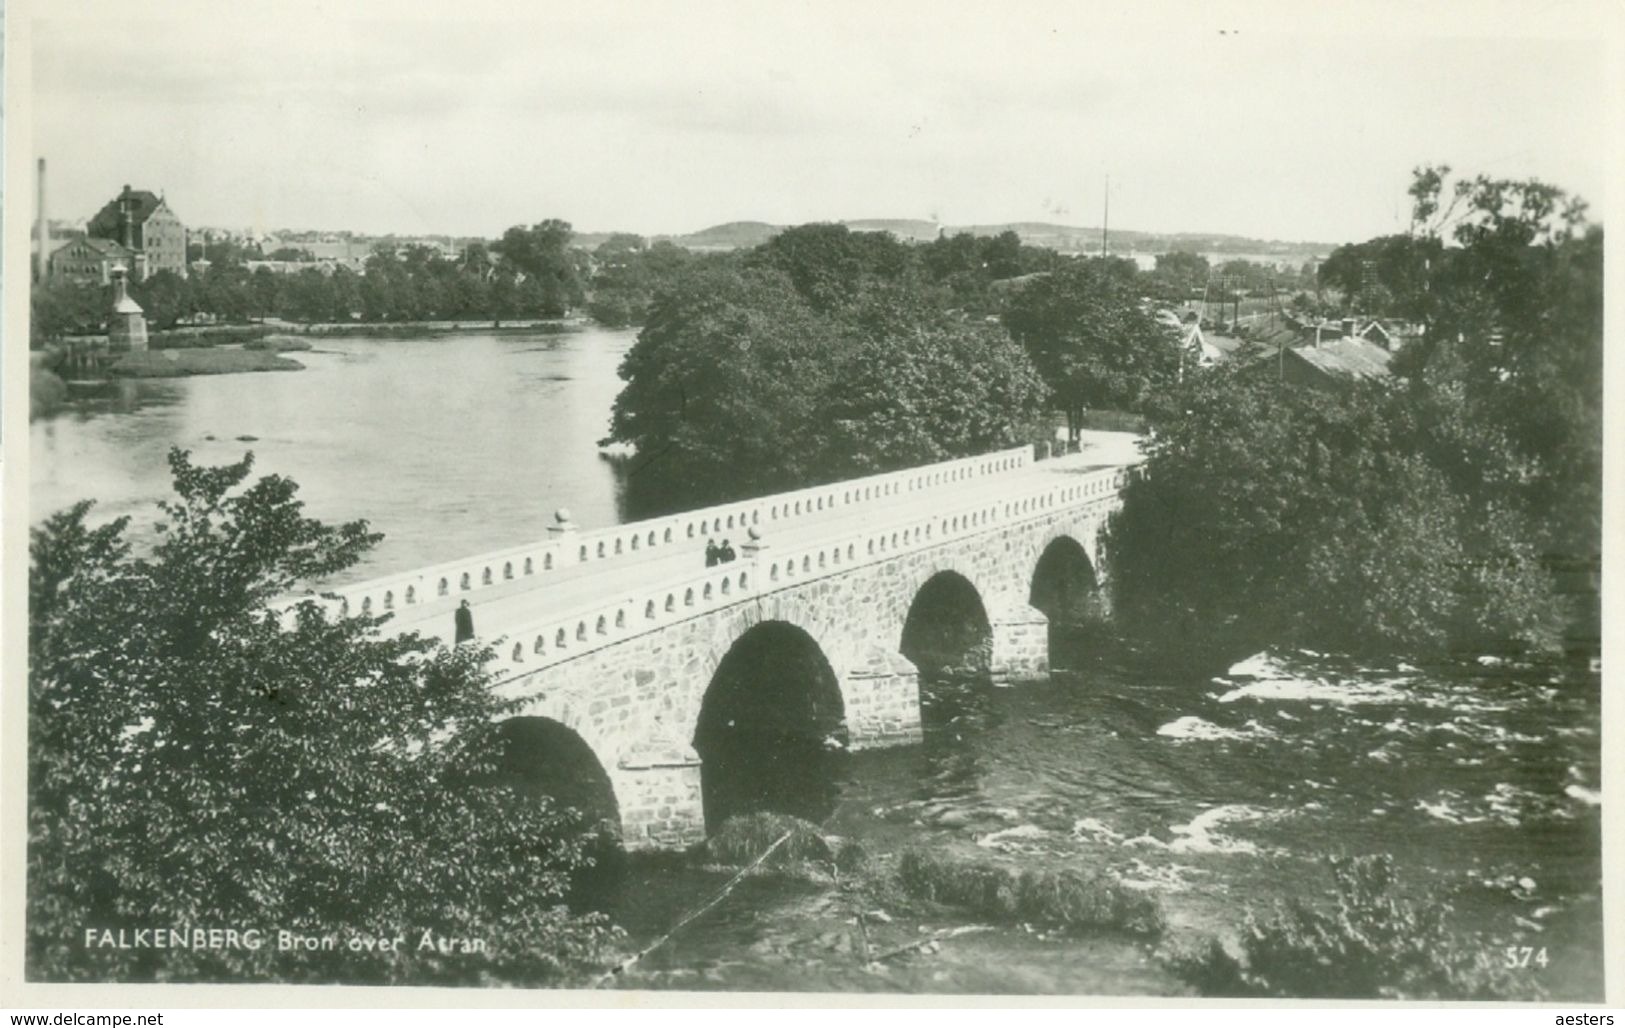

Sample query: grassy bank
[272,318,580,338]
[243,335,315,352]
[151,324,275,348]
[109,348,304,378]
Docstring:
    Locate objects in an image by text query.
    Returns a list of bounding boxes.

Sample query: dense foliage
[1108,369,1562,658]
[1002,256,1182,437]
[604,225,1050,512]
[28,451,618,985]
[1109,169,1598,660]
[1167,856,1535,1000]
[585,236,698,327]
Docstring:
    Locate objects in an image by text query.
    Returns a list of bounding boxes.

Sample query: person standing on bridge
[719,539,736,563]
[454,599,475,644]
[705,539,721,567]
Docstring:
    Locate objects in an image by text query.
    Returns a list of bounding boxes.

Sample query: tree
[1316,234,1441,318]
[1395,167,1601,560]
[128,270,193,330]
[1149,251,1210,300]
[750,223,915,311]
[495,220,583,316]
[606,265,843,509]
[28,451,619,985]
[588,240,693,328]
[822,285,1048,472]
[1105,366,1563,662]
[31,278,108,344]
[604,262,1049,514]
[1002,257,1181,439]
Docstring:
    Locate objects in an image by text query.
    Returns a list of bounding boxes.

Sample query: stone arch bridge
[301,444,1136,849]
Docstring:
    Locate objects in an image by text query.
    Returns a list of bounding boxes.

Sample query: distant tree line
[30,220,589,343]
[586,227,1066,329]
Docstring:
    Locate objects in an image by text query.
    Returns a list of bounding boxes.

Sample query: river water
[30,326,635,581]
[609,638,1603,998]
[29,327,1605,999]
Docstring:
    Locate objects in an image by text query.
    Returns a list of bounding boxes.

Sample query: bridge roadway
[328,433,1143,653]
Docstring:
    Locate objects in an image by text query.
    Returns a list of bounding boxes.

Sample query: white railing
[281,445,1035,620]
[482,463,1131,678]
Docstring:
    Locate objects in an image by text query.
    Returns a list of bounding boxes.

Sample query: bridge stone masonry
[297,441,1139,851]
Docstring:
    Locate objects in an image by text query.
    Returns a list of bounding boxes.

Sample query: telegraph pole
[1101,175,1110,258]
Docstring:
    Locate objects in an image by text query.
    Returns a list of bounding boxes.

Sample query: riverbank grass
[110,348,304,378]
[894,848,1165,937]
[243,335,315,352]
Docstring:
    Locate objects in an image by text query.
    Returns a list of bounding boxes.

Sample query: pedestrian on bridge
[719,539,736,563]
[705,539,721,567]
[454,599,475,644]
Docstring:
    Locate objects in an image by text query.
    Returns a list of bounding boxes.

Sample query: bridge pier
[842,645,924,750]
[614,741,706,852]
[988,601,1050,682]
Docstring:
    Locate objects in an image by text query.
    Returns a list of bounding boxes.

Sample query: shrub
[1164,855,1539,999]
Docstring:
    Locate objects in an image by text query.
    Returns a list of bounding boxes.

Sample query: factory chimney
[36,158,49,282]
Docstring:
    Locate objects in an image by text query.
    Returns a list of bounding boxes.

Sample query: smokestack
[120,186,135,250]
[36,158,48,281]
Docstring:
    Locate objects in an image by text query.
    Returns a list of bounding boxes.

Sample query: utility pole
[1101,174,1110,258]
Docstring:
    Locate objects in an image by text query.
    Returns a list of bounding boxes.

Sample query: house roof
[1242,321,1308,352]
[51,236,134,260]
[87,186,170,240]
[1200,332,1265,360]
[1287,336,1394,383]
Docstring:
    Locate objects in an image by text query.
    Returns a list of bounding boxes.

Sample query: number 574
[1505,946,1549,968]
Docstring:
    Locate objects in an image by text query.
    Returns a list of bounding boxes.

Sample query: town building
[1278,334,1395,390]
[46,235,137,285]
[84,184,188,280]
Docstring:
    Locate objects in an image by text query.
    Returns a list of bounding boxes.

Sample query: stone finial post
[547,508,578,539]
[740,525,768,559]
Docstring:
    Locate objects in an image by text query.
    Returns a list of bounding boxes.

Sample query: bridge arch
[692,620,847,831]
[1028,533,1100,624]
[484,716,625,905]
[487,716,621,835]
[900,569,992,673]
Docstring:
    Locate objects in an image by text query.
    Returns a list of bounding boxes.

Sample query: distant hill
[663,221,781,250]
[638,218,1336,260]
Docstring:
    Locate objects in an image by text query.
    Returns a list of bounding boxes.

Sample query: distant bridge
[296,444,1137,849]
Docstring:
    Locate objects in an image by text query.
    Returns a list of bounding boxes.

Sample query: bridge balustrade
[278,445,1034,622]
[484,463,1131,678]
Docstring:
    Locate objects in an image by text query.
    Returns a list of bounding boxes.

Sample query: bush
[1164,855,1538,999]
[894,849,1164,937]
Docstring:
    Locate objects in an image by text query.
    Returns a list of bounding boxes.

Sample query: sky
[24,0,1616,245]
